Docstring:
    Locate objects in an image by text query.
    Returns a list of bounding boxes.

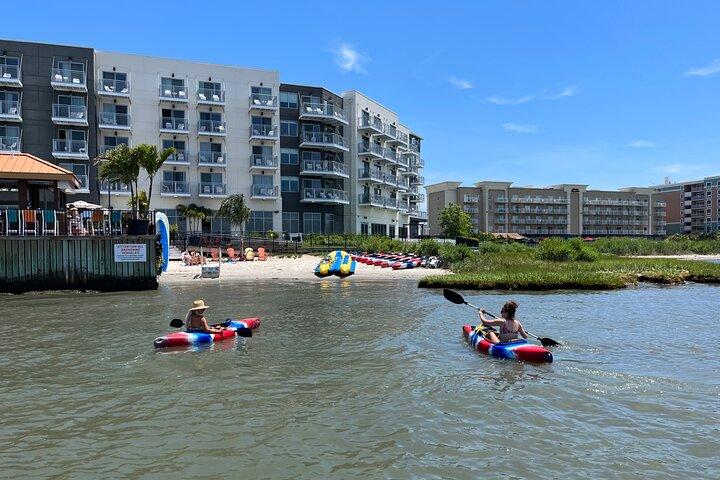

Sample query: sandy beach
[160,254,452,284]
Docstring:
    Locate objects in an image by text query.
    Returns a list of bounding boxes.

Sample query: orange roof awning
[0,152,80,187]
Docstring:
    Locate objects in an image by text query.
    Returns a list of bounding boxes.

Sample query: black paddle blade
[235,328,253,338]
[539,337,561,347]
[169,319,184,328]
[443,289,465,305]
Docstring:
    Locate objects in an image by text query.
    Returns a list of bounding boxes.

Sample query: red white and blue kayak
[463,325,553,363]
[154,318,261,349]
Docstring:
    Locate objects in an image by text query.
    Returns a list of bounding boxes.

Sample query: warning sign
[114,244,147,262]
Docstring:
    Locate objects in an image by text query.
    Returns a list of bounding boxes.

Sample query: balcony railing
[0,100,21,120]
[249,124,277,138]
[163,151,188,164]
[511,196,568,204]
[99,112,130,128]
[100,180,131,194]
[299,102,348,124]
[357,168,384,182]
[51,68,87,90]
[358,143,383,157]
[52,104,87,124]
[160,117,188,132]
[301,188,349,203]
[249,93,277,108]
[159,84,188,100]
[0,64,22,86]
[99,79,129,95]
[198,88,225,103]
[250,154,278,169]
[198,151,226,165]
[198,119,226,135]
[464,195,480,203]
[161,181,190,195]
[301,160,349,177]
[358,116,383,132]
[301,132,348,150]
[0,136,20,151]
[52,139,88,157]
[199,182,227,196]
[251,185,279,198]
[358,193,395,208]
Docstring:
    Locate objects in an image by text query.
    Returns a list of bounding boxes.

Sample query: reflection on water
[1,281,719,478]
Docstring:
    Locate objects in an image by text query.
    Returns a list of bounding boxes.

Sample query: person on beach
[181,249,192,266]
[185,300,225,333]
[476,300,528,344]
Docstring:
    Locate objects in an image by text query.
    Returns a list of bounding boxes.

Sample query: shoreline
[159,254,452,284]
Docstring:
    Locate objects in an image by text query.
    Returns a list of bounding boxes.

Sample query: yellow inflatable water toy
[244,247,254,261]
[314,250,356,278]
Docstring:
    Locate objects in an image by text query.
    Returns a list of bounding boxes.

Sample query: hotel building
[1,39,427,237]
[426,181,667,237]
[651,176,720,234]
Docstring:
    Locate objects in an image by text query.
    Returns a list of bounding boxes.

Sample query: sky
[5,0,720,191]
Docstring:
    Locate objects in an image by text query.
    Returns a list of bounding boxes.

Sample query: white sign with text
[114,244,147,262]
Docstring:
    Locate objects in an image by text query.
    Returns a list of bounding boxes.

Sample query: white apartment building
[94,51,280,234]
[342,90,425,237]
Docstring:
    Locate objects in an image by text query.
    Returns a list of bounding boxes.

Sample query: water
[2,280,719,479]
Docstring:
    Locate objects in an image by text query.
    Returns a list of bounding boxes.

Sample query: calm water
[2,279,719,479]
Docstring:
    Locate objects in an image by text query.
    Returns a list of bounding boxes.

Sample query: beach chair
[226,247,239,262]
[22,210,39,236]
[43,210,58,235]
[257,247,268,261]
[91,210,106,235]
[210,248,220,263]
[109,210,123,235]
[5,209,21,235]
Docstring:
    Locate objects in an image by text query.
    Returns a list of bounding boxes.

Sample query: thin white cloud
[332,43,369,73]
[684,61,720,77]
[489,85,576,105]
[503,123,539,133]
[657,163,707,174]
[448,76,473,89]
[627,140,656,148]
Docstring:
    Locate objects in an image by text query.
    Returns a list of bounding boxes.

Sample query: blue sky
[6,0,720,191]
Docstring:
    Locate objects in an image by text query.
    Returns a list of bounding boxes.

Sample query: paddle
[442,289,560,347]
[169,318,252,337]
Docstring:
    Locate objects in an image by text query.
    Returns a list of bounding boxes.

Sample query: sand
[160,254,452,284]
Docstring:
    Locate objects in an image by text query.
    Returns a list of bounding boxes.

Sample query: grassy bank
[418,252,720,290]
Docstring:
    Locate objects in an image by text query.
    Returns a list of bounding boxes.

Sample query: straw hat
[190,300,210,311]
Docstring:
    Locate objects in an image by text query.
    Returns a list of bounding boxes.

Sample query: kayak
[154,318,261,349]
[462,325,553,363]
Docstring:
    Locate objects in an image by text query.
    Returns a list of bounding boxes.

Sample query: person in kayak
[185,300,226,334]
[477,300,528,344]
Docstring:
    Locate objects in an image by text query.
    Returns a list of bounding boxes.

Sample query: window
[361,223,369,235]
[160,77,186,95]
[324,213,335,234]
[102,136,129,153]
[101,71,128,92]
[248,211,273,233]
[304,212,322,234]
[280,92,298,109]
[280,120,298,137]
[0,125,20,140]
[281,148,299,165]
[281,176,299,193]
[371,223,387,235]
[163,170,186,183]
[59,163,88,189]
[282,212,299,233]
[0,55,20,79]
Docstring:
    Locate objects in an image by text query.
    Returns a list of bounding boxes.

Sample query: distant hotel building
[426,181,667,237]
[651,176,720,234]
[0,39,426,237]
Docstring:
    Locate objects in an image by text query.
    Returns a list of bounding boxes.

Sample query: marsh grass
[418,252,720,290]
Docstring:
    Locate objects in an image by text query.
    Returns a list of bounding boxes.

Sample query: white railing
[161,181,189,194]
[199,182,227,195]
[302,188,349,202]
[99,78,129,94]
[0,100,20,116]
[52,139,87,154]
[160,117,188,130]
[99,112,130,127]
[159,84,187,100]
[301,132,347,149]
[249,93,276,107]
[251,185,279,197]
[51,68,86,86]
[250,154,277,168]
[198,151,226,165]
[198,88,225,103]
[249,124,277,137]
[198,119,226,134]
[52,104,87,121]
[0,136,20,150]
[300,102,347,122]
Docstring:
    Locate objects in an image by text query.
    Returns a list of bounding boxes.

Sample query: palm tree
[217,194,251,250]
[95,143,140,218]
[177,203,213,234]
[135,144,175,219]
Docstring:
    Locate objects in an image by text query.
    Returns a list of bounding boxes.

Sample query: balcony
[357,168,384,183]
[100,180,131,195]
[358,143,383,159]
[300,132,348,152]
[409,175,425,185]
[301,188,350,205]
[375,123,397,140]
[249,93,277,110]
[164,150,189,165]
[0,136,20,152]
[160,181,190,196]
[98,112,131,130]
[250,154,278,171]
[464,207,479,214]
[249,124,278,140]
[198,119,226,136]
[390,131,409,146]
[51,67,87,92]
[98,79,129,97]
[0,62,22,87]
[382,148,398,165]
[159,84,188,102]
[160,117,189,134]
[0,100,22,122]
[198,88,226,105]
[52,104,88,126]
[299,102,349,125]
[357,116,383,134]
[198,151,226,167]
[358,193,394,208]
[52,139,88,159]
[407,207,427,220]
[251,185,279,199]
[464,195,479,203]
[199,182,227,197]
[300,159,349,178]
